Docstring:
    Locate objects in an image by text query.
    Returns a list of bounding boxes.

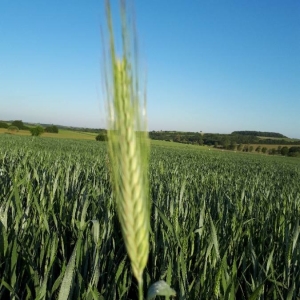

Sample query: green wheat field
[0,134,299,299]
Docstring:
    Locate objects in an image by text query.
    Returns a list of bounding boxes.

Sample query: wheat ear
[104,0,150,297]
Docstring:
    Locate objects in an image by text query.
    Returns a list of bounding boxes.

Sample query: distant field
[152,140,300,154]
[1,129,299,153]
[150,139,210,150]
[0,128,97,140]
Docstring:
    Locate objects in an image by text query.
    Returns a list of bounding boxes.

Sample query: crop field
[0,135,300,299]
[0,128,97,140]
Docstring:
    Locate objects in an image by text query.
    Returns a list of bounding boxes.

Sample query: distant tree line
[149,131,300,146]
[232,131,287,138]
[29,124,59,136]
[265,146,300,157]
[2,120,107,136]
[10,120,30,130]
[54,126,107,134]
[45,125,59,133]
[149,131,300,157]
[240,145,300,157]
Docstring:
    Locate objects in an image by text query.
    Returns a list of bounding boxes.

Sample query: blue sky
[1,1,299,138]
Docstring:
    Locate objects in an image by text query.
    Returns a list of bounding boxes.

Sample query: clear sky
[1,1,299,138]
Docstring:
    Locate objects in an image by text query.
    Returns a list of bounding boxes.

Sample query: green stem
[138,280,144,300]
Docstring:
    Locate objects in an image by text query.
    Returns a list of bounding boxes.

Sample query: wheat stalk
[104,1,150,297]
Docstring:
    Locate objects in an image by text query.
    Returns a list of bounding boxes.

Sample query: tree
[277,146,282,154]
[249,146,253,152]
[222,137,230,149]
[255,146,261,153]
[237,144,243,151]
[11,120,28,130]
[262,147,267,154]
[0,121,8,129]
[288,147,300,157]
[229,141,237,151]
[173,135,181,143]
[269,148,276,155]
[45,125,59,133]
[30,126,44,136]
[95,134,107,141]
[281,147,289,156]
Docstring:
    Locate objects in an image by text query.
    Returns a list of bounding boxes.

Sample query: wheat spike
[104,0,150,290]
